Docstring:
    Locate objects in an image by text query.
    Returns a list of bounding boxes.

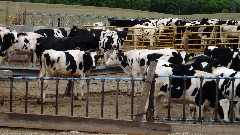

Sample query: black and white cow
[204,46,240,71]
[212,67,240,120]
[34,28,67,37]
[105,48,194,95]
[147,58,230,121]
[68,26,127,63]
[38,49,94,103]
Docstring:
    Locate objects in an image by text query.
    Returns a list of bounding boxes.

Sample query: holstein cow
[34,28,67,37]
[204,46,240,71]
[68,26,127,63]
[146,57,230,121]
[105,48,194,95]
[0,30,19,65]
[0,27,68,67]
[38,49,94,103]
[132,23,161,47]
[212,67,240,120]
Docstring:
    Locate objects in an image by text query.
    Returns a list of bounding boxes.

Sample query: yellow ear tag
[121,38,125,40]
[189,56,193,60]
[0,56,2,59]
[19,35,23,38]
[74,29,77,31]
[36,43,40,46]
[98,57,102,61]
[212,67,216,71]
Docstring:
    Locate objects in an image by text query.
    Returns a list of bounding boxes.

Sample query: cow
[204,46,240,71]
[146,58,230,121]
[0,31,19,65]
[68,26,127,63]
[0,27,69,67]
[38,49,94,103]
[105,48,194,95]
[132,23,160,47]
[190,54,221,73]
[34,28,67,37]
[212,67,240,120]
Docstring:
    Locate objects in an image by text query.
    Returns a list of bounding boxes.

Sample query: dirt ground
[1,62,240,134]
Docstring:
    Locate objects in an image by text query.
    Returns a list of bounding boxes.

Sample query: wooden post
[184,37,189,53]
[135,55,157,123]
[5,1,9,25]
[15,2,20,25]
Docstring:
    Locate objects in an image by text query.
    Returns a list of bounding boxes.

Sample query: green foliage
[9,0,240,14]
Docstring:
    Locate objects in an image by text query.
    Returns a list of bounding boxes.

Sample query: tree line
[11,0,240,15]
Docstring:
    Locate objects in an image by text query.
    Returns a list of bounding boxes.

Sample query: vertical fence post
[101,79,105,118]
[146,75,155,122]
[15,2,20,25]
[131,78,135,121]
[55,77,59,115]
[230,77,235,122]
[9,77,13,112]
[135,57,157,123]
[116,78,120,119]
[70,79,74,116]
[86,78,90,117]
[167,76,173,120]
[198,76,204,123]
[5,1,9,25]
[25,76,29,113]
[182,75,187,121]
[40,77,44,114]
[215,76,220,121]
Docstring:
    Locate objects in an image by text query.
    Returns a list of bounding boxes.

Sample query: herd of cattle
[1,17,240,122]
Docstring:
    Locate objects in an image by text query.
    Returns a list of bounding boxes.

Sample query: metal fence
[1,75,240,124]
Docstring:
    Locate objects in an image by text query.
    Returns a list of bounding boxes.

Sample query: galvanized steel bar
[167,76,173,120]
[55,77,59,115]
[86,78,90,117]
[116,78,120,119]
[101,79,105,118]
[9,77,13,112]
[131,79,135,121]
[40,77,44,114]
[25,76,29,113]
[71,79,74,116]
[198,77,204,123]
[230,77,235,122]
[214,76,220,121]
[182,76,187,121]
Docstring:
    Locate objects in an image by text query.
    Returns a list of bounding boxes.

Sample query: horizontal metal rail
[0,65,124,76]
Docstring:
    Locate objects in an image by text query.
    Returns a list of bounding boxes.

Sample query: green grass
[1,1,240,25]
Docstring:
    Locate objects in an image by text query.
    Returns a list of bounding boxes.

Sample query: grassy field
[1,1,240,25]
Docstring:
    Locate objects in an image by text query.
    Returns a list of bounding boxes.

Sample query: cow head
[0,31,18,64]
[68,26,81,37]
[105,49,125,67]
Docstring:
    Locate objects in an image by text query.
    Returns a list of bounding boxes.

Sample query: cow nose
[91,66,96,69]
[30,49,34,52]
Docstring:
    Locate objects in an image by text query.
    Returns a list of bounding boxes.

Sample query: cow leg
[79,79,86,100]
[188,104,196,119]
[235,101,240,120]
[73,80,78,100]
[37,79,48,104]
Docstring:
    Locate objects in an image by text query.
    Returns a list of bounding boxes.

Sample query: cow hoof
[235,118,240,121]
